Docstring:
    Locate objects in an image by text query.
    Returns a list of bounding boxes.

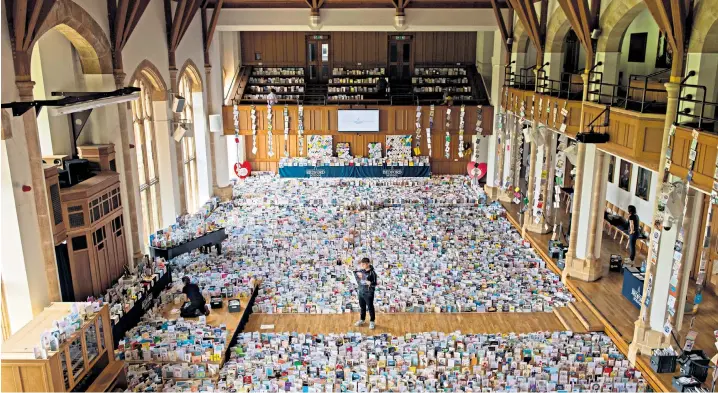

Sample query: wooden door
[388,35,413,82]
[307,34,331,83]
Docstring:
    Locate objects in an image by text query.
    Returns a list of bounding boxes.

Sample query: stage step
[553,306,588,333]
[568,301,605,332]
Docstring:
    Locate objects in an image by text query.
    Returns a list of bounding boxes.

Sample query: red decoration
[467,162,487,179]
[234,137,240,143]
[21,185,31,192]
[234,161,251,179]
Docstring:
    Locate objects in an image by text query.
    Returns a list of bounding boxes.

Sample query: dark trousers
[358,291,375,322]
[180,300,207,318]
[629,233,638,261]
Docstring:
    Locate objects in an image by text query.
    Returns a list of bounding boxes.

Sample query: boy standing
[353,258,377,329]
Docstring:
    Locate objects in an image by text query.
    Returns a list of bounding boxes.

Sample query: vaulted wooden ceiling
[199,0,518,8]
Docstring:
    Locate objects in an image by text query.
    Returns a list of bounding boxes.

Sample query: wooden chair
[603,202,615,234]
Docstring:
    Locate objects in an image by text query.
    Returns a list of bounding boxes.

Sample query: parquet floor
[244,312,565,336]
[501,200,718,391]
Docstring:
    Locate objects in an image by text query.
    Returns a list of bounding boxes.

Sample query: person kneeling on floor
[180,276,210,317]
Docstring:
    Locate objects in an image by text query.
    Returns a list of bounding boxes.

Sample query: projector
[576,132,609,144]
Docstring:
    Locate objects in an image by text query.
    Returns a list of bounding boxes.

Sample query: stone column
[484,33,507,200]
[583,150,607,280]
[169,66,188,215]
[562,142,586,282]
[205,64,233,201]
[114,71,143,264]
[628,82,681,361]
[15,79,61,302]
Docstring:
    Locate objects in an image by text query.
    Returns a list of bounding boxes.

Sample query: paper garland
[250,105,258,155]
[475,105,483,135]
[297,105,305,156]
[233,104,241,167]
[458,105,466,158]
[427,105,434,157]
[283,105,290,158]
[665,129,701,320]
[445,107,452,159]
[267,104,274,157]
[414,106,422,155]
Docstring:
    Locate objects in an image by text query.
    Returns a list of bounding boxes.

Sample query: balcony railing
[676,71,718,133]
[587,70,670,114]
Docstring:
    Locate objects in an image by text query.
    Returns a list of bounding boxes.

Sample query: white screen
[337,110,380,132]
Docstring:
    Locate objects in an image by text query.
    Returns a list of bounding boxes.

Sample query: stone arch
[513,24,530,54]
[31,0,112,74]
[178,59,204,93]
[129,60,169,101]
[688,0,718,53]
[596,0,646,53]
[545,8,572,54]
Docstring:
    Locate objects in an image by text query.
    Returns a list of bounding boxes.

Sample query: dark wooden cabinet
[61,172,127,299]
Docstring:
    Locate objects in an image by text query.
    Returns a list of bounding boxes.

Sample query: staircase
[303,83,327,105]
[554,300,604,333]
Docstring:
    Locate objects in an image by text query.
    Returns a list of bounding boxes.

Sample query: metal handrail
[626,73,668,113]
[676,71,718,131]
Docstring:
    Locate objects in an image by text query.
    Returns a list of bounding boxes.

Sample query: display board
[338,110,380,132]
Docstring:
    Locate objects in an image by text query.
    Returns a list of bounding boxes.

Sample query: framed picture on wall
[608,156,616,183]
[635,167,652,201]
[619,160,633,191]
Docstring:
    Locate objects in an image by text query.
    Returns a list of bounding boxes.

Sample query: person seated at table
[180,276,210,317]
[628,205,640,263]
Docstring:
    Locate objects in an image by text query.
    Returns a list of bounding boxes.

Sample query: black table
[149,228,227,260]
[111,266,172,347]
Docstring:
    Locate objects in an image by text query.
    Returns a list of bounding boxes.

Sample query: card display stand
[278,165,431,178]
[111,266,172,347]
[650,354,677,374]
[149,228,227,260]
[679,350,710,383]
[242,67,305,103]
[610,254,623,272]
[327,67,387,102]
[412,66,473,103]
[1,304,120,392]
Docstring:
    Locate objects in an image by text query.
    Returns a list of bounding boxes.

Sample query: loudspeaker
[209,114,223,133]
[173,124,186,142]
[172,95,186,113]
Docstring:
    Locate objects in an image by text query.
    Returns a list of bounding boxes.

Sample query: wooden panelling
[240,32,477,67]
[332,32,387,66]
[414,32,477,65]
[581,103,663,171]
[240,32,306,66]
[670,126,718,194]
[223,105,494,175]
[533,93,582,136]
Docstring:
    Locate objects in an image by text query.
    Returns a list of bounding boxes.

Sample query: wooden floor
[501,200,718,391]
[244,312,566,335]
[160,296,251,340]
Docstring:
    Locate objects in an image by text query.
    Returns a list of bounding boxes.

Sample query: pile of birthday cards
[217,331,647,392]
